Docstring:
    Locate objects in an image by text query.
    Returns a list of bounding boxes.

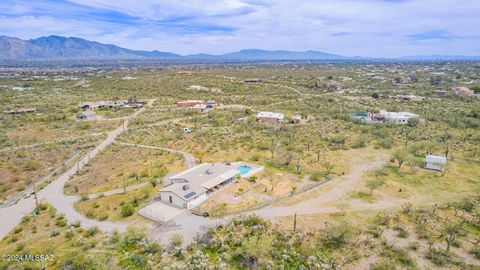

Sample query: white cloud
[1,0,479,56]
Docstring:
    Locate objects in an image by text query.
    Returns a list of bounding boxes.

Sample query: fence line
[192,177,332,217]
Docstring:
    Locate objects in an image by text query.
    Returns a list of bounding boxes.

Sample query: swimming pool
[238,165,252,175]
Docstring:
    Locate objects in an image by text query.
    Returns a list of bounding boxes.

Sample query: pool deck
[232,162,264,178]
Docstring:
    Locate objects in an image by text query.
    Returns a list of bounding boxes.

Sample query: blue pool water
[238,165,252,175]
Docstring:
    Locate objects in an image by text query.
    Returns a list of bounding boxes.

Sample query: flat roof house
[375,110,418,124]
[159,162,263,209]
[176,99,204,107]
[256,111,285,124]
[3,108,37,114]
[425,155,447,171]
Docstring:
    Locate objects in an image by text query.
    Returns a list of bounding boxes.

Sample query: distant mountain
[0,35,352,61]
[1,35,480,61]
[398,55,480,61]
[218,49,349,60]
[0,35,181,60]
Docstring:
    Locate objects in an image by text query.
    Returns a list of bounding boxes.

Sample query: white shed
[425,155,447,171]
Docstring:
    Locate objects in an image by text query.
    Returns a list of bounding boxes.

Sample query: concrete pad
[139,202,185,222]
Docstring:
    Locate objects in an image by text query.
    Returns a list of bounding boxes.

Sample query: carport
[138,202,185,222]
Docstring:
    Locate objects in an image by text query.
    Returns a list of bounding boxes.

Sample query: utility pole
[293,213,297,232]
[33,183,39,210]
[123,175,127,194]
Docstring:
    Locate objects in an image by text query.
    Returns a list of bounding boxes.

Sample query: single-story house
[244,78,261,84]
[425,155,447,171]
[374,110,418,124]
[176,100,205,107]
[453,87,474,97]
[256,111,285,124]
[189,104,209,112]
[3,108,37,114]
[80,100,127,110]
[76,111,95,120]
[159,162,263,209]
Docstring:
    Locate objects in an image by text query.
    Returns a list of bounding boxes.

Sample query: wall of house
[159,191,187,208]
[257,117,280,123]
[425,162,443,171]
[186,193,208,210]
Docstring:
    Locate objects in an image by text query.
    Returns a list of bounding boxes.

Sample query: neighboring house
[244,78,262,84]
[374,110,418,124]
[76,111,95,120]
[206,100,219,108]
[176,100,204,107]
[190,104,209,112]
[81,100,127,110]
[256,111,285,123]
[388,94,425,101]
[425,155,447,171]
[80,98,144,110]
[3,108,37,114]
[433,90,448,97]
[159,162,263,209]
[453,87,474,97]
[177,71,192,76]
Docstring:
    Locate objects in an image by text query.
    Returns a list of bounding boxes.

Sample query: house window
[169,196,173,203]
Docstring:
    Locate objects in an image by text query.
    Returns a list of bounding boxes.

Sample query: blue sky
[1,0,479,56]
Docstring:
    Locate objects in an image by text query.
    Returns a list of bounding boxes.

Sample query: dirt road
[0,100,155,240]
[151,150,392,245]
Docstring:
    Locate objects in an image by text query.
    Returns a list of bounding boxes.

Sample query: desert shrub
[371,259,396,270]
[426,249,451,266]
[120,203,134,218]
[71,220,81,228]
[376,137,394,149]
[21,216,30,224]
[86,210,95,219]
[169,234,184,249]
[321,222,358,249]
[394,225,409,238]
[310,170,324,181]
[84,226,99,237]
[123,227,147,249]
[50,229,60,237]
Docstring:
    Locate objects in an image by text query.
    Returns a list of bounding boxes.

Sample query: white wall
[187,193,208,210]
[159,191,187,208]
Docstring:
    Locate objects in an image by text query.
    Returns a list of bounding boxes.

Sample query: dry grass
[74,186,157,222]
[66,144,185,195]
[0,142,94,203]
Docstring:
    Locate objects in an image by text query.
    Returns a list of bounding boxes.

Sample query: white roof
[256,111,285,119]
[383,111,418,119]
[425,155,447,164]
[201,170,239,189]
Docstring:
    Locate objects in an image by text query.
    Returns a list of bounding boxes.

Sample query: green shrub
[426,249,452,266]
[120,204,134,218]
[50,229,60,237]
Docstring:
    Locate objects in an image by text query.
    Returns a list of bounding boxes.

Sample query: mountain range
[0,35,479,61]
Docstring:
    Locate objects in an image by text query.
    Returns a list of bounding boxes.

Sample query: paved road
[0,101,154,240]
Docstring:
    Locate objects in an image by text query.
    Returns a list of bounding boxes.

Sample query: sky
[0,0,479,57]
